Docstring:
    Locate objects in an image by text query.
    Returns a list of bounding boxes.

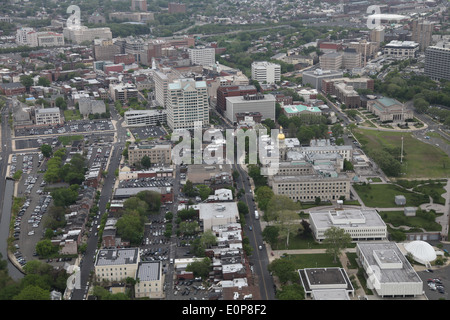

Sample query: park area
[353,128,450,179]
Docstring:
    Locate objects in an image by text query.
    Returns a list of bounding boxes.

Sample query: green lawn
[379,211,442,232]
[354,128,450,179]
[64,109,82,121]
[353,183,429,207]
[280,253,343,269]
[58,135,84,146]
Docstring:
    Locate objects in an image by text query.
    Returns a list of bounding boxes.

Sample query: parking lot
[14,119,114,137]
[129,126,166,141]
[11,152,53,267]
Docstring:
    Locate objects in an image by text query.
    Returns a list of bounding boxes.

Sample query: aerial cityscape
[0,0,450,306]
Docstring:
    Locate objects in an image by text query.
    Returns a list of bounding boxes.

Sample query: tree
[35,239,56,257]
[237,201,249,215]
[268,258,299,284]
[116,211,144,246]
[40,144,52,158]
[262,225,279,246]
[264,195,298,223]
[55,97,67,110]
[276,283,305,300]
[38,77,50,87]
[140,155,151,169]
[20,75,33,90]
[13,285,50,300]
[186,257,211,279]
[323,226,352,264]
[255,186,274,212]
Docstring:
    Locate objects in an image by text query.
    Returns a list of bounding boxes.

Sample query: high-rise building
[188,46,215,67]
[225,93,276,123]
[425,42,450,81]
[168,2,186,14]
[131,0,147,11]
[93,39,121,61]
[251,61,281,84]
[167,78,209,130]
[153,67,182,108]
[411,19,433,51]
[370,26,385,43]
[319,52,343,70]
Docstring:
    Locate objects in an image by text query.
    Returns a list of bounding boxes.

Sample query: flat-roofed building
[302,69,343,91]
[251,61,281,84]
[134,261,165,299]
[95,248,140,282]
[383,40,419,59]
[269,172,351,202]
[188,46,215,67]
[128,142,171,165]
[298,267,354,299]
[425,42,450,81]
[198,202,240,231]
[124,109,167,127]
[356,242,424,298]
[216,85,257,115]
[63,26,112,44]
[167,78,209,130]
[309,208,387,242]
[225,93,276,123]
[35,107,62,125]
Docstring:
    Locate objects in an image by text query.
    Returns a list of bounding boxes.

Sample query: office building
[216,85,257,115]
[309,208,387,242]
[110,83,139,103]
[153,67,182,107]
[168,2,186,14]
[302,69,343,91]
[320,52,343,70]
[225,93,276,123]
[166,78,209,130]
[370,26,385,43]
[63,26,112,44]
[124,109,167,127]
[93,38,121,61]
[383,41,419,59]
[95,248,140,282]
[35,107,62,125]
[411,19,433,51]
[16,28,64,47]
[356,242,423,298]
[135,261,165,299]
[425,42,450,81]
[188,46,216,67]
[78,97,106,116]
[128,142,172,165]
[131,0,147,11]
[251,61,281,84]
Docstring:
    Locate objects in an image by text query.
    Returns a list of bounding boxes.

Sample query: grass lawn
[353,183,429,207]
[271,230,356,250]
[58,135,84,146]
[367,177,382,182]
[64,109,82,121]
[280,253,343,269]
[379,211,442,232]
[354,128,450,179]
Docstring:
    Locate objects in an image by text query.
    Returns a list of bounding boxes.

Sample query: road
[210,104,276,300]
[70,104,128,300]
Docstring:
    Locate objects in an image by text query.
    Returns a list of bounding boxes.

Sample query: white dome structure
[404,241,437,265]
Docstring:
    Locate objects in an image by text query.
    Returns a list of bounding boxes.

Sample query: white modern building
[188,46,215,67]
[356,242,424,298]
[309,208,387,242]
[124,109,167,127]
[16,28,64,47]
[63,26,112,44]
[251,61,281,84]
[198,202,240,231]
[225,93,276,123]
[425,42,450,81]
[383,40,419,59]
[166,78,209,130]
[152,68,182,107]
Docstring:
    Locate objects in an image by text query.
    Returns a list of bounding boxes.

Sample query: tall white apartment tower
[167,78,210,130]
[251,61,281,84]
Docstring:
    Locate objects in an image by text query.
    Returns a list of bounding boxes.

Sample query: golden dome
[278,126,285,140]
